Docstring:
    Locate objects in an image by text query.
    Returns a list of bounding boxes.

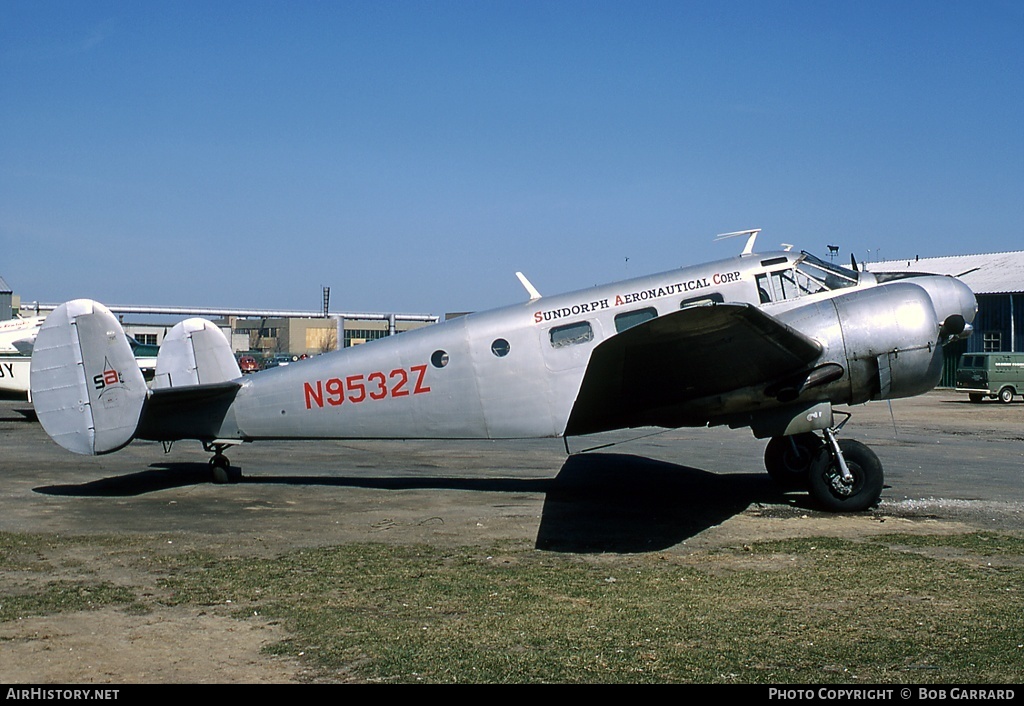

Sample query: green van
[956,353,1024,403]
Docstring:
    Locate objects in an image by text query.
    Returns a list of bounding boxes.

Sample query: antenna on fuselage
[714,228,761,255]
[515,272,542,300]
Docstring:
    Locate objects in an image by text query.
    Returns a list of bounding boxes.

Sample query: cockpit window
[756,252,859,304]
[797,252,859,291]
[757,270,802,302]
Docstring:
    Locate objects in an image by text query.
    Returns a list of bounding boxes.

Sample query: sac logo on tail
[93,366,124,392]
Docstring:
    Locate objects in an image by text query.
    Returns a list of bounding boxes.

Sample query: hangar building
[13,298,438,359]
[0,275,13,321]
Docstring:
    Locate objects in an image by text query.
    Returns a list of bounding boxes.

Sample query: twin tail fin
[30,300,240,455]
[30,300,147,455]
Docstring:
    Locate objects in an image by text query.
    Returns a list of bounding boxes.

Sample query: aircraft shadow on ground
[536,453,794,552]
[0,406,39,421]
[35,452,810,553]
[36,463,219,497]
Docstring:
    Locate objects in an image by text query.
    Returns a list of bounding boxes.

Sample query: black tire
[807,439,883,512]
[764,433,822,489]
[968,393,984,403]
[998,387,1015,404]
[210,455,232,484]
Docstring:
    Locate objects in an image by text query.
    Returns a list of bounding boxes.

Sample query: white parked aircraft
[0,315,44,355]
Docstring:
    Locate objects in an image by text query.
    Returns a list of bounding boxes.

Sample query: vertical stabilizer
[153,318,241,389]
[30,300,147,455]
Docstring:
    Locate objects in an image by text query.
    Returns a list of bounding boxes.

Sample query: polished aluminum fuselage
[191,251,976,443]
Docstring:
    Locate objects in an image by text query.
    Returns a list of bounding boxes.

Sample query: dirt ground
[1,390,1021,683]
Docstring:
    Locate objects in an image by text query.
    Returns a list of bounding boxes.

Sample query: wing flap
[565,303,822,435]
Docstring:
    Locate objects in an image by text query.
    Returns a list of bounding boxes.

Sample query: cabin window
[680,293,724,309]
[614,307,657,333]
[491,338,511,357]
[549,321,593,348]
[431,350,449,368]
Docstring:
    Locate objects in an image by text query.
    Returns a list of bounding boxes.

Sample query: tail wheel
[209,454,232,484]
[204,441,241,484]
[764,433,823,489]
[807,439,883,512]
[207,450,242,484]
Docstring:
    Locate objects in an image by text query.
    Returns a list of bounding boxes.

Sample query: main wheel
[807,439,883,512]
[764,433,823,489]
[998,387,1015,404]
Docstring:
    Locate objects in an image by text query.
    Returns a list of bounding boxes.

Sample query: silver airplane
[29,231,976,512]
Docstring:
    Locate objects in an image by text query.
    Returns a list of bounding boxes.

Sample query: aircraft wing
[564,303,823,435]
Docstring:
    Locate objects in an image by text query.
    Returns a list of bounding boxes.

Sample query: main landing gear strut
[763,412,883,512]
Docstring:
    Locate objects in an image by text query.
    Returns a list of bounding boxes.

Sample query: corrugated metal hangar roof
[864,251,1024,295]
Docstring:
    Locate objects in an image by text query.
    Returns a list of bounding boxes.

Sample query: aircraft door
[465,312,564,438]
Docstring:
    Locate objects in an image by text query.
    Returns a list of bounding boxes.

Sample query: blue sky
[2,1,1022,315]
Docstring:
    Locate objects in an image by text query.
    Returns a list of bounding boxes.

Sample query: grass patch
[157,537,1023,683]
[869,531,1024,555]
[0,580,136,621]
[1,531,1021,683]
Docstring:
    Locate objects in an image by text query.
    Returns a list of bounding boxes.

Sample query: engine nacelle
[779,282,943,406]
[835,282,943,402]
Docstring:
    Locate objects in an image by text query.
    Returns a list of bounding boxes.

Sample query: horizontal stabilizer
[30,300,147,455]
[153,318,241,389]
[135,380,242,443]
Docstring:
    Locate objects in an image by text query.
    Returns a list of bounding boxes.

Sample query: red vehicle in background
[238,355,260,374]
